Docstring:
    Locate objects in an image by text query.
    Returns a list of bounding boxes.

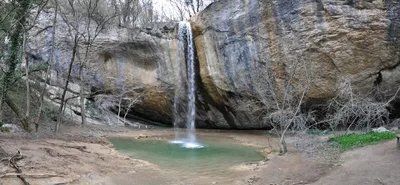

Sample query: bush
[325,79,389,131]
[329,132,395,151]
[0,127,10,133]
[327,100,389,131]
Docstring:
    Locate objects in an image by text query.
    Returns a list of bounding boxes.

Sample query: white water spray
[170,21,203,149]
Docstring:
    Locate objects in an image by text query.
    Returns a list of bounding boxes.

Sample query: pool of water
[108,136,265,176]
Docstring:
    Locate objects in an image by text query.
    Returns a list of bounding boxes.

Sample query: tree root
[61,145,90,153]
[44,142,91,153]
[40,147,79,161]
[0,173,62,179]
[1,150,30,185]
[376,178,386,185]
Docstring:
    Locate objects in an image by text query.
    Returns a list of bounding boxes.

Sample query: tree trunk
[55,33,79,133]
[0,94,4,123]
[79,66,86,127]
[5,94,30,132]
[36,0,58,132]
[25,56,30,128]
[24,31,30,129]
[279,137,288,155]
[79,46,90,128]
[1,0,32,131]
[35,66,50,131]
[118,95,123,124]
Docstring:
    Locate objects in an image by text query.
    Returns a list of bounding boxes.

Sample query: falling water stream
[170,21,203,149]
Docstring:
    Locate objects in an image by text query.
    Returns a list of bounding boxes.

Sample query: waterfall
[184,21,197,147]
[170,22,185,144]
[170,21,203,149]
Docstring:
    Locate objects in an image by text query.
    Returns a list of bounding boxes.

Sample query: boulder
[1,124,20,133]
[372,126,390,133]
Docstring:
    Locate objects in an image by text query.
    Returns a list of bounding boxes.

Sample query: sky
[152,0,213,21]
[153,0,186,20]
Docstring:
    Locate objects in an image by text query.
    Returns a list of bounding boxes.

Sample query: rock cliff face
[86,30,179,125]
[32,0,400,129]
[28,12,180,126]
[189,0,400,128]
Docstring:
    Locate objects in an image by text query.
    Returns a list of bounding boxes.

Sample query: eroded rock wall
[190,0,400,128]
[30,0,400,129]
[28,10,180,126]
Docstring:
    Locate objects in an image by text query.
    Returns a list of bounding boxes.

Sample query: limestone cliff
[189,0,400,128]
[30,0,400,129]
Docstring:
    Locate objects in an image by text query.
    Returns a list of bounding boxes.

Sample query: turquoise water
[108,137,264,174]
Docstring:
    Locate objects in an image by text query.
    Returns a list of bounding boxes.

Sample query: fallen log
[8,150,30,185]
[0,173,62,179]
[61,145,90,153]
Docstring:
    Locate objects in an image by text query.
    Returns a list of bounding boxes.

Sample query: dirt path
[311,140,400,185]
[250,136,400,185]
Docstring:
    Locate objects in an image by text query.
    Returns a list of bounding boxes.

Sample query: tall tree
[35,0,58,132]
[78,0,116,127]
[0,0,33,132]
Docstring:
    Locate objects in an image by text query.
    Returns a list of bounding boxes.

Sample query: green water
[108,137,264,174]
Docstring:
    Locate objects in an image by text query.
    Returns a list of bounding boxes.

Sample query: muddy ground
[0,123,399,185]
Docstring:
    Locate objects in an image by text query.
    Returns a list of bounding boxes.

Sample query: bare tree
[166,0,188,21]
[266,60,311,154]
[116,87,143,125]
[238,58,312,155]
[35,0,58,132]
[54,0,115,132]
[22,24,30,130]
[78,0,116,127]
[110,0,155,28]
[166,0,214,20]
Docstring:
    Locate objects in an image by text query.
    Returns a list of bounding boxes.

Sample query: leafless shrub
[325,79,389,133]
[240,59,313,155]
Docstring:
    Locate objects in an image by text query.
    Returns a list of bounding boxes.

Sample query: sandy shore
[2,124,396,185]
[0,124,276,185]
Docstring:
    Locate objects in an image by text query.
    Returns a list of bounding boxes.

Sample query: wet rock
[136,135,148,139]
[372,126,390,133]
[1,124,20,133]
[262,148,272,154]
